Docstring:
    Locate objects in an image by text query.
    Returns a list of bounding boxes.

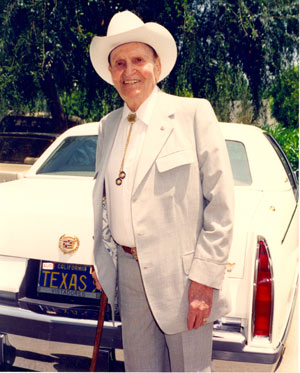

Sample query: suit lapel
[97,108,122,177]
[133,92,176,193]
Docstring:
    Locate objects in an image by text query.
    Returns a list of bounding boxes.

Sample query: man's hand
[90,267,102,291]
[187,281,213,330]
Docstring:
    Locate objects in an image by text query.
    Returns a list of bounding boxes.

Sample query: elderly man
[90,10,234,372]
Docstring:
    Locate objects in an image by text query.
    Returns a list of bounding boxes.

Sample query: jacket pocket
[156,150,195,173]
[182,251,194,275]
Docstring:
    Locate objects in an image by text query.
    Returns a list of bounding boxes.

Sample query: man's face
[108,42,161,112]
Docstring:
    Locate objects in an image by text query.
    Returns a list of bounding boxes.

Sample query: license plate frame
[37,260,100,300]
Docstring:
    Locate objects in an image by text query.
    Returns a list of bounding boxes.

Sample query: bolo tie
[115,113,137,186]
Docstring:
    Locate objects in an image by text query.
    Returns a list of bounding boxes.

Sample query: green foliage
[0,0,111,127]
[262,124,299,171]
[188,0,298,120]
[61,86,122,123]
[0,0,299,125]
[159,0,299,121]
[269,66,299,128]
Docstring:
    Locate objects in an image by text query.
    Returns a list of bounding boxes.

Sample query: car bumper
[212,329,283,364]
[0,305,122,349]
[0,305,283,365]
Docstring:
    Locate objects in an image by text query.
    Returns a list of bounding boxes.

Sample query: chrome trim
[281,203,298,244]
[0,291,18,302]
[251,236,274,342]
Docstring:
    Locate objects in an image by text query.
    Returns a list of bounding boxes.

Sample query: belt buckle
[131,247,138,262]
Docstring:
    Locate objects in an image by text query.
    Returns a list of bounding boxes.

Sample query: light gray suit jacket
[92,90,234,334]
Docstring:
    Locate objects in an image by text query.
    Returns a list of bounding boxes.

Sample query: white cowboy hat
[89,10,177,85]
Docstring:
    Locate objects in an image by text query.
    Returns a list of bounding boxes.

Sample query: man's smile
[123,79,140,85]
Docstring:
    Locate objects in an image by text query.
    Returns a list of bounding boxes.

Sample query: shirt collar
[121,86,160,126]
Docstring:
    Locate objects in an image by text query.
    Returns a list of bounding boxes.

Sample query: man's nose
[124,61,136,75]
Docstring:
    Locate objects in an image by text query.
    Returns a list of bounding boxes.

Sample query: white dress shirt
[105,86,159,247]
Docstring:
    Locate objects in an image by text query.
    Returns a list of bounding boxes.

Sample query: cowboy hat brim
[90,22,177,85]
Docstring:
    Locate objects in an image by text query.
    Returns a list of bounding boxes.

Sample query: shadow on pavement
[2,348,125,372]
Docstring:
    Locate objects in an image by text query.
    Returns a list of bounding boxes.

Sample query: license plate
[37,261,100,299]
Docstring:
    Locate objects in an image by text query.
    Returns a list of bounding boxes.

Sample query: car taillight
[253,237,273,338]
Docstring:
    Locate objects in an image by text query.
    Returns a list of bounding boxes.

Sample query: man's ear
[154,57,162,82]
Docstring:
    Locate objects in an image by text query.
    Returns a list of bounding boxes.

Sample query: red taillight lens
[253,238,273,337]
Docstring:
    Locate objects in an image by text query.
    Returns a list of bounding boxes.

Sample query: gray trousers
[118,247,213,372]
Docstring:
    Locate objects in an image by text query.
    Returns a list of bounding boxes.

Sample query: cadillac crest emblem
[59,235,80,254]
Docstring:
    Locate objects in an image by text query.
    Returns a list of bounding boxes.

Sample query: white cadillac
[0,122,298,370]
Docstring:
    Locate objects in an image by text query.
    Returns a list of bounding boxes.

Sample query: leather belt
[122,246,138,261]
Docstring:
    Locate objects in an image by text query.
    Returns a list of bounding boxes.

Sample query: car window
[0,135,55,164]
[37,136,252,183]
[37,136,97,177]
[226,140,252,186]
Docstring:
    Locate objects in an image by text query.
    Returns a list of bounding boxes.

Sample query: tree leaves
[0,0,298,125]
[269,66,299,128]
